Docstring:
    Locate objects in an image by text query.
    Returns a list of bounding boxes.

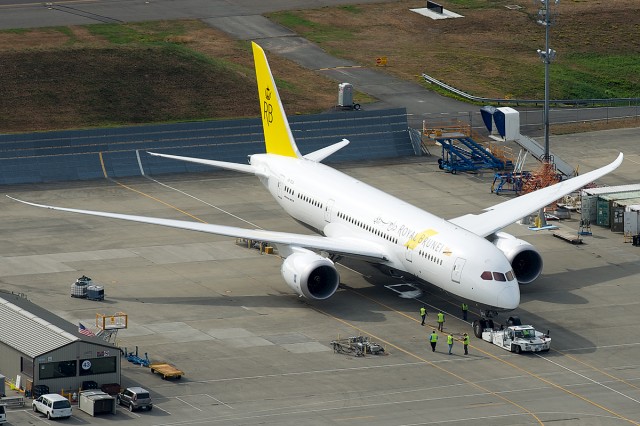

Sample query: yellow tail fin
[252,42,301,158]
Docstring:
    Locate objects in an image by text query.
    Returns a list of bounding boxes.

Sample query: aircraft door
[324,199,335,222]
[451,257,466,283]
[277,176,284,199]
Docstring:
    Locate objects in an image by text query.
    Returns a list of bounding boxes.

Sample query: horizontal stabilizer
[304,139,350,162]
[147,152,258,175]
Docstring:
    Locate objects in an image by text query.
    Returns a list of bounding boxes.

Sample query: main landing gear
[472,310,498,338]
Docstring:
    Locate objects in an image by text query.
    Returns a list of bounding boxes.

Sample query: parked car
[117,387,152,412]
[32,394,72,419]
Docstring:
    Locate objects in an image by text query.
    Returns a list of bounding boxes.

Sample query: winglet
[252,42,302,158]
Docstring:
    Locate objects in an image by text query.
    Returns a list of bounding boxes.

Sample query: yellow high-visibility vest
[464,335,470,345]
[462,303,468,311]
[437,312,444,323]
[430,333,438,342]
[447,335,453,344]
[420,307,426,316]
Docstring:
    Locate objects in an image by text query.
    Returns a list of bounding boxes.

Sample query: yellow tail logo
[252,42,301,158]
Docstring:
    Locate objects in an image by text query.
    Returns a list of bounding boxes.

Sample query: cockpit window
[481,271,492,280]
[493,272,506,281]
[506,270,515,281]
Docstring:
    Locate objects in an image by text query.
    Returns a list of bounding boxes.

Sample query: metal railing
[422,73,640,108]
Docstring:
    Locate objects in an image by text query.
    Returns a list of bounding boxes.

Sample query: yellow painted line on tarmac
[346,288,640,426]
[105,177,208,224]
[99,152,108,178]
[310,303,545,426]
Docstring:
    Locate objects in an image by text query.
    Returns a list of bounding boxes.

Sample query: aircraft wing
[449,153,623,237]
[7,196,389,261]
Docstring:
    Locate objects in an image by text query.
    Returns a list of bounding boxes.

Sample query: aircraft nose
[497,284,520,310]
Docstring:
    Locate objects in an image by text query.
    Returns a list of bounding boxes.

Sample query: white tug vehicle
[477,316,550,354]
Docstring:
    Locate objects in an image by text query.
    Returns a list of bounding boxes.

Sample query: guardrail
[422,73,640,108]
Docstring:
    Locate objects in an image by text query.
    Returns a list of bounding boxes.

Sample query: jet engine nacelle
[281,251,340,300]
[491,232,543,285]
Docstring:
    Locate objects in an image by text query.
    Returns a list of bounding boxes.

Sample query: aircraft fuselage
[252,154,520,312]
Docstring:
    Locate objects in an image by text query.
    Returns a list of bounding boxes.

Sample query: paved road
[0,0,391,29]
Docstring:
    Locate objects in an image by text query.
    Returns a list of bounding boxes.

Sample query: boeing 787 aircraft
[9,42,622,326]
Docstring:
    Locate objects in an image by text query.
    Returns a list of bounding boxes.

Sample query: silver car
[117,387,153,412]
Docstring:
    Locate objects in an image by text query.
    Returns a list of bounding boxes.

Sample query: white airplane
[9,42,623,328]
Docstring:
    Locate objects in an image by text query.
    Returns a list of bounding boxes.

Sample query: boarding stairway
[437,137,511,173]
[514,135,575,178]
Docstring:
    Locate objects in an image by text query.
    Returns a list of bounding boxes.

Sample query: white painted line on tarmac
[149,381,626,426]
[535,353,640,404]
[561,342,640,352]
[175,396,203,411]
[154,404,172,415]
[145,177,262,228]
[203,393,233,409]
[136,149,145,175]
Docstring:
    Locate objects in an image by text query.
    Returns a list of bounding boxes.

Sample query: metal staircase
[514,134,575,177]
[437,137,510,173]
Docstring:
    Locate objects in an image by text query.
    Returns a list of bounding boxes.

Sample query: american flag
[78,322,96,337]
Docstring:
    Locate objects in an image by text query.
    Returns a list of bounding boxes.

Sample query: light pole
[535,0,558,228]
[537,0,558,161]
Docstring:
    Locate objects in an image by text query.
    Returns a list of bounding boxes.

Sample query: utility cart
[149,363,183,380]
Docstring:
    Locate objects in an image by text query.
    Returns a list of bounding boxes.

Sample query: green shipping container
[597,198,610,226]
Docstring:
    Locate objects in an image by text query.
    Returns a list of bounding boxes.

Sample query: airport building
[0,291,120,395]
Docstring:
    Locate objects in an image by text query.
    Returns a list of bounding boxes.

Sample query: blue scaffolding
[491,171,532,195]
[437,137,511,174]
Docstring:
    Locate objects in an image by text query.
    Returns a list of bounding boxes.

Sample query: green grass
[86,21,194,44]
[0,28,30,35]
[443,0,507,9]
[268,11,355,43]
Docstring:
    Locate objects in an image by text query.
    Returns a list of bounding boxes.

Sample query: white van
[0,403,6,424]
[32,394,72,419]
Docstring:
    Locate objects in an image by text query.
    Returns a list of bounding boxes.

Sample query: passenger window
[481,271,492,280]
[493,272,506,281]
[506,270,514,281]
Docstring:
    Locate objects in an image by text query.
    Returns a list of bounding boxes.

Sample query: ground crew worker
[462,303,468,321]
[437,311,445,331]
[463,333,470,355]
[447,333,454,355]
[429,330,438,352]
[420,306,427,326]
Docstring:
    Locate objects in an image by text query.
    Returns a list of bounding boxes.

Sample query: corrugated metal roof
[599,191,640,201]
[582,184,640,196]
[614,198,640,207]
[0,292,78,358]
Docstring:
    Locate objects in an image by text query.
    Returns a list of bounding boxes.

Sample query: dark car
[117,387,152,412]
[31,385,50,399]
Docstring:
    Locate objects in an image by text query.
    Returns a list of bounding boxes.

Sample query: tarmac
[1,128,640,425]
